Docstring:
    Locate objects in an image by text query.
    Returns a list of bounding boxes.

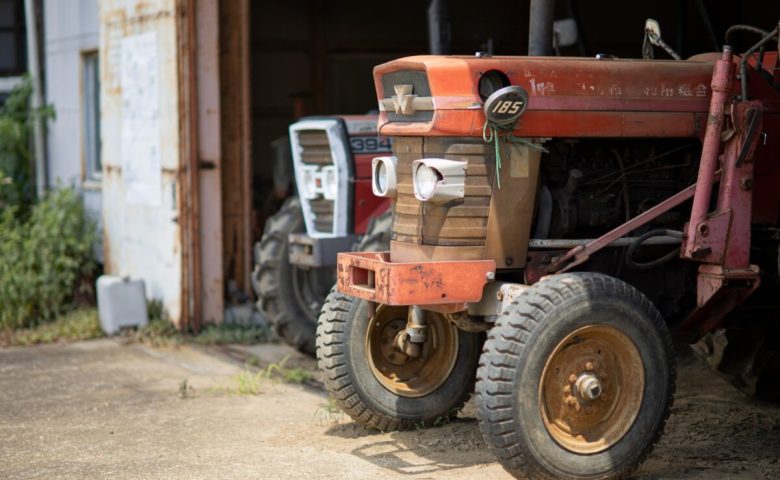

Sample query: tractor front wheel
[476,273,675,480]
[317,290,482,430]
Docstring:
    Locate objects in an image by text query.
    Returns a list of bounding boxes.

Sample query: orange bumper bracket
[336,251,496,306]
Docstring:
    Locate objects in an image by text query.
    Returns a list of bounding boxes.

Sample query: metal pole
[23,0,46,198]
[528,0,554,56]
[683,46,734,259]
[427,0,451,55]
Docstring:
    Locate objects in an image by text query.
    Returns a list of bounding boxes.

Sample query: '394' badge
[483,86,529,126]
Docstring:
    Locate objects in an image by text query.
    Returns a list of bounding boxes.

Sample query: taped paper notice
[121,31,161,206]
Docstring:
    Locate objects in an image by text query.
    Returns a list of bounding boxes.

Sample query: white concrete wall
[99,0,184,325]
[43,0,101,261]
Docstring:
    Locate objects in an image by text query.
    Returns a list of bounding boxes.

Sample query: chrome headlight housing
[371,156,398,197]
[412,158,467,203]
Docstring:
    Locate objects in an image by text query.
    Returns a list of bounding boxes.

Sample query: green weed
[2,308,103,346]
[212,355,315,396]
[179,378,195,399]
[0,188,97,330]
[313,396,343,424]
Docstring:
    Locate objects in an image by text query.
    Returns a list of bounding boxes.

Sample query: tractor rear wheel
[354,208,393,253]
[476,273,675,480]
[317,290,482,430]
[252,197,334,355]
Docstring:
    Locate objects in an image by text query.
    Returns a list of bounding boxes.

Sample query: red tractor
[253,116,392,355]
[318,16,780,480]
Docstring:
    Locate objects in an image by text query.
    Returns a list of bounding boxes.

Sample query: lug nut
[585,361,595,371]
[569,374,578,384]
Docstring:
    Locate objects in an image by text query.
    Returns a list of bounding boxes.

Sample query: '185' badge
[484,86,529,126]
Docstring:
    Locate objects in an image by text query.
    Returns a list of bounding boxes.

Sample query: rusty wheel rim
[539,325,645,454]
[366,305,459,398]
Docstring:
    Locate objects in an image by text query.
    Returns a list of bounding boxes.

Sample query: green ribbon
[482,120,547,189]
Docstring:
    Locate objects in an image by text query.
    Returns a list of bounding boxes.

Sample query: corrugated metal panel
[99,0,184,325]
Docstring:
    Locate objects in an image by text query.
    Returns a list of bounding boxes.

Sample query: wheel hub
[539,325,645,454]
[366,305,459,398]
[575,372,603,401]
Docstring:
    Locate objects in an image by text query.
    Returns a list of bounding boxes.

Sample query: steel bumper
[336,251,496,306]
[288,233,359,268]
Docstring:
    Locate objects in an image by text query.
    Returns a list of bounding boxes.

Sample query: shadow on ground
[325,416,493,476]
[320,349,780,479]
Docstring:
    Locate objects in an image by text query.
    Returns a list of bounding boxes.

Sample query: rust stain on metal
[337,251,495,307]
[100,0,187,327]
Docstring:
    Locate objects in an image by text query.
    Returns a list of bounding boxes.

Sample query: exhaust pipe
[427,0,451,55]
[528,0,554,56]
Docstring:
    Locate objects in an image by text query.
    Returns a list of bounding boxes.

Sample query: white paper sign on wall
[121,31,161,207]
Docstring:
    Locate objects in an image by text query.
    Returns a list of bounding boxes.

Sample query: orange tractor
[317,14,780,480]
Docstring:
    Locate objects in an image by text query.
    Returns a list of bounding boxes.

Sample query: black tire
[316,288,482,431]
[354,208,393,252]
[252,197,334,356]
[695,325,780,400]
[476,273,676,480]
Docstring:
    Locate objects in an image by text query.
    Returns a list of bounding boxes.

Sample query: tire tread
[475,273,676,480]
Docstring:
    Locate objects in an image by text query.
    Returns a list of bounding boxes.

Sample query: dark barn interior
[247,0,780,230]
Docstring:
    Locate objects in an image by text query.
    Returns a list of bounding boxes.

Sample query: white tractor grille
[295,130,335,234]
[289,119,351,238]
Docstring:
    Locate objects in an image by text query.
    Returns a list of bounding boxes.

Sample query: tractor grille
[296,129,335,234]
[393,137,493,246]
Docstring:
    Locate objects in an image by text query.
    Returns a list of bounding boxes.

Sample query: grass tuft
[1,298,273,350]
[314,396,343,424]
[212,355,314,396]
[1,308,102,346]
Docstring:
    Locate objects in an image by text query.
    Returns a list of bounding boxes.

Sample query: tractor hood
[373,54,774,139]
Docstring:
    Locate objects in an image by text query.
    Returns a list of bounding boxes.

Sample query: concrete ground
[1,339,779,480]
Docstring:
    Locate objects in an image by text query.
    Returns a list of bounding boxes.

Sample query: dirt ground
[1,339,779,480]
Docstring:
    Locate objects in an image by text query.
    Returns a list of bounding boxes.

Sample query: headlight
[300,165,319,200]
[413,163,441,200]
[321,166,337,200]
[372,156,397,197]
[412,158,467,203]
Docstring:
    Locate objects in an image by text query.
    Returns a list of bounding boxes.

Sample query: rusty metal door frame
[178,0,252,329]
[177,0,203,331]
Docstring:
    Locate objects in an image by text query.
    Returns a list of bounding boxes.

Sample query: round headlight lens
[414,163,441,200]
[374,161,388,195]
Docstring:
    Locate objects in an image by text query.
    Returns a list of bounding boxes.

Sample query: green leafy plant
[0,188,97,330]
[0,76,55,213]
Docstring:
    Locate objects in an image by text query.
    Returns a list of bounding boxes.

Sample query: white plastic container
[96,275,149,335]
